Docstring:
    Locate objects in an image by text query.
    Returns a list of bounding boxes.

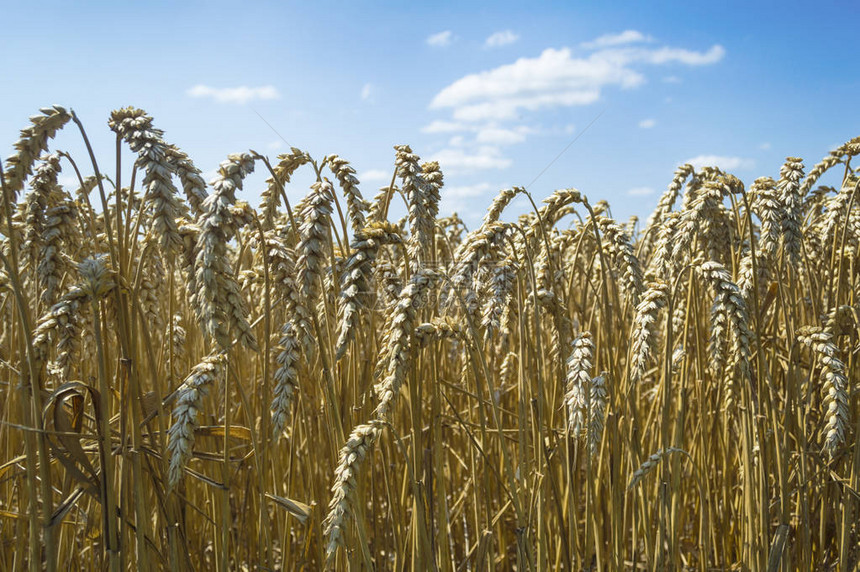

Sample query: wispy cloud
[423,123,531,175]
[642,45,725,65]
[429,38,725,122]
[360,169,391,182]
[485,30,519,48]
[422,120,468,134]
[438,181,501,222]
[581,30,651,50]
[444,182,495,199]
[430,146,511,174]
[424,31,723,174]
[361,83,374,101]
[427,30,454,47]
[186,84,280,104]
[684,154,754,171]
[759,142,772,150]
[423,121,533,144]
[476,125,533,145]
[627,186,655,196]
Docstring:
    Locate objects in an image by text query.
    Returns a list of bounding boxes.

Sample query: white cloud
[267,140,284,151]
[662,75,682,83]
[638,45,725,66]
[427,31,454,47]
[627,186,655,196]
[759,142,772,150]
[431,146,512,173]
[422,120,468,133]
[186,84,280,104]
[476,125,532,145]
[444,182,495,199]
[485,30,519,48]
[430,42,724,122]
[581,30,651,49]
[361,83,374,101]
[439,182,502,223]
[360,169,391,182]
[422,121,533,145]
[423,34,724,173]
[684,155,755,171]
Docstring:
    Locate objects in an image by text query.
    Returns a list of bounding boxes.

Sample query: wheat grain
[500,351,518,387]
[595,215,644,306]
[166,145,208,218]
[327,154,369,233]
[323,421,381,563]
[796,327,850,457]
[588,373,607,457]
[481,256,518,341]
[698,261,752,410]
[22,153,63,265]
[778,157,806,264]
[335,222,402,360]
[2,105,70,209]
[373,268,439,419]
[271,321,301,439]
[108,107,185,253]
[394,145,436,269]
[167,353,225,487]
[38,201,80,308]
[801,136,860,195]
[627,448,687,490]
[565,332,594,437]
[259,147,311,227]
[193,153,259,351]
[484,187,521,226]
[631,282,669,383]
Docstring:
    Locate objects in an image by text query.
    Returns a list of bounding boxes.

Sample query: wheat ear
[167,353,225,487]
[797,327,850,457]
[193,153,259,351]
[565,332,594,437]
[2,105,70,210]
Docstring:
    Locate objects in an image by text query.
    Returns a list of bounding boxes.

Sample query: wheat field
[0,105,858,570]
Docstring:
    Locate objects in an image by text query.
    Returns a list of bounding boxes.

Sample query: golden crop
[1,106,858,570]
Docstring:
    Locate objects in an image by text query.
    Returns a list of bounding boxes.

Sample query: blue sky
[2,0,858,227]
